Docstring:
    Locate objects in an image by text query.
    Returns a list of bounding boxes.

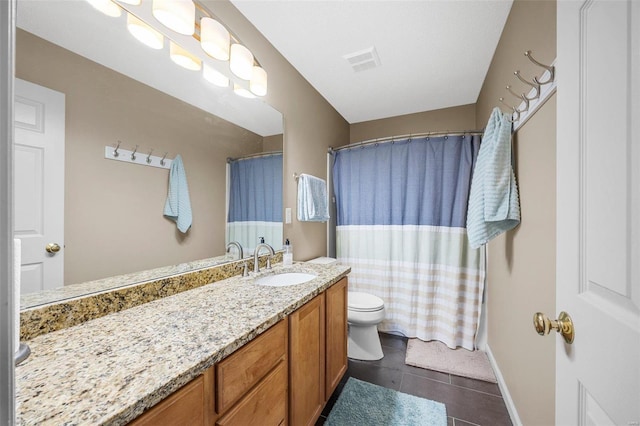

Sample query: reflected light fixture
[170,41,202,71]
[249,66,267,97]
[86,0,122,17]
[127,14,164,49]
[152,0,195,35]
[229,43,254,80]
[200,17,230,61]
[203,64,229,87]
[233,83,256,99]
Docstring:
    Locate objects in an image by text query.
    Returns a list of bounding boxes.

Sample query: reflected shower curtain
[333,136,485,350]
[227,153,283,254]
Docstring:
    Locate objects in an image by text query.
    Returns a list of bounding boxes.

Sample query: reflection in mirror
[15,0,283,308]
[227,152,283,254]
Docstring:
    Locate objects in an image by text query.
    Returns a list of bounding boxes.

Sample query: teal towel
[164,155,192,233]
[297,173,330,222]
[466,107,520,248]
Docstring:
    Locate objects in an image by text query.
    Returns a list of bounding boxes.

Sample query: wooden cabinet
[130,367,214,426]
[129,277,348,426]
[325,277,348,398]
[289,294,326,426]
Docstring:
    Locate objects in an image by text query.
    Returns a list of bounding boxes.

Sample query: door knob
[533,311,574,344]
[45,243,61,254]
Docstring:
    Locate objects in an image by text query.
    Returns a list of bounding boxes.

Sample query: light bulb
[249,66,267,96]
[85,0,121,17]
[152,0,195,35]
[229,44,254,80]
[203,64,229,87]
[127,14,164,50]
[201,17,230,61]
[233,83,255,99]
[170,42,201,71]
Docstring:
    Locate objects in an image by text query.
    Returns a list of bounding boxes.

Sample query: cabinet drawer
[216,319,287,413]
[216,360,287,426]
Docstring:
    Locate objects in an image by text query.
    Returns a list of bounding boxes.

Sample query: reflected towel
[466,107,521,248]
[164,154,192,233]
[297,173,330,222]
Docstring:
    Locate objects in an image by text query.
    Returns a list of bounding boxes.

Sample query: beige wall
[205,0,350,261]
[263,134,283,152]
[16,30,265,285]
[349,104,477,143]
[476,1,557,424]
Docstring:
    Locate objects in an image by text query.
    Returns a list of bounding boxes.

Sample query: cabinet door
[289,294,325,426]
[325,278,348,398]
[216,361,287,426]
[130,368,212,426]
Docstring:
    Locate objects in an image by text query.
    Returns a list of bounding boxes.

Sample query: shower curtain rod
[328,130,484,153]
[227,150,282,163]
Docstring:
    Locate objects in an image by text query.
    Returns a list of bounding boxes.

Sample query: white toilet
[347,291,385,361]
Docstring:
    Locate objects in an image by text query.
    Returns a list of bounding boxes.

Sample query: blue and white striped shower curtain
[333,136,485,350]
[227,153,283,254]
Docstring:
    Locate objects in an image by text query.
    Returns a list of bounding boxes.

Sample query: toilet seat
[348,292,384,312]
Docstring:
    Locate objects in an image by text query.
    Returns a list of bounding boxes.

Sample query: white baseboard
[485,344,523,426]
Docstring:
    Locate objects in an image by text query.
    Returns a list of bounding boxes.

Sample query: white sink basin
[254,272,317,287]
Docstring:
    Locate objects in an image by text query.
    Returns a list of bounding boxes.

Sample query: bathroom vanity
[15,262,350,425]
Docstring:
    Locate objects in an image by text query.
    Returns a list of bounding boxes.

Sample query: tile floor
[317,333,513,426]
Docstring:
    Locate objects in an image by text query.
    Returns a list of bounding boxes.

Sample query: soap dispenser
[283,239,293,266]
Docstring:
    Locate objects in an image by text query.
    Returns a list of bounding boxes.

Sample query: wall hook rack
[104,143,172,169]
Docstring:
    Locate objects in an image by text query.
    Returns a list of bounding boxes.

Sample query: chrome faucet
[253,243,275,273]
[226,241,244,260]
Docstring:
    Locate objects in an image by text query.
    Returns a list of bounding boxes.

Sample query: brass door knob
[533,311,575,344]
[45,243,61,254]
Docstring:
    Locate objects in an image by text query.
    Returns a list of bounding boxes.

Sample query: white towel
[164,154,192,233]
[466,107,521,248]
[297,173,330,222]
[14,238,21,354]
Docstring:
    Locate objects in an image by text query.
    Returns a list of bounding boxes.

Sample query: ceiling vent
[343,46,381,72]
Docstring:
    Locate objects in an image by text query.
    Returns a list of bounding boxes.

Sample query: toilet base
[347,323,384,361]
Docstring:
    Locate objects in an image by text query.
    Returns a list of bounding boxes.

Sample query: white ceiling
[230,0,513,124]
[16,0,283,136]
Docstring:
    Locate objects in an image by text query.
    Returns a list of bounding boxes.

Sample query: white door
[14,78,65,294]
[556,1,639,425]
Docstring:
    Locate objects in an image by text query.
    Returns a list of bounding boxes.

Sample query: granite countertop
[16,262,350,426]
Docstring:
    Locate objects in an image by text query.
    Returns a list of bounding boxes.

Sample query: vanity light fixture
[200,17,230,61]
[250,66,267,97]
[170,41,201,71]
[127,13,164,49]
[203,64,229,87]
[152,0,195,35]
[229,43,254,80]
[233,83,256,99]
[86,0,122,18]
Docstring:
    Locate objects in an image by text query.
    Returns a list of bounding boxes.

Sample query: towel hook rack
[524,50,555,85]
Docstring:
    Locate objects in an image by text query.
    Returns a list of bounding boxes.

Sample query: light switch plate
[285,207,292,224]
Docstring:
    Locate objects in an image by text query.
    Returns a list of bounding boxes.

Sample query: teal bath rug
[325,378,447,425]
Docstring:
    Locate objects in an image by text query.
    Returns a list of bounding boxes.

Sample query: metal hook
[131,145,139,161]
[499,98,521,123]
[506,85,530,112]
[524,50,555,85]
[514,71,540,101]
[160,152,168,166]
[113,140,121,158]
[146,149,154,164]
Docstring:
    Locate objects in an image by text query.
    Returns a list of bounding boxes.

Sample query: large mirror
[15,0,284,308]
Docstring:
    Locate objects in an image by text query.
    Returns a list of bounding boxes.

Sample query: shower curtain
[227,153,283,254]
[333,136,485,350]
